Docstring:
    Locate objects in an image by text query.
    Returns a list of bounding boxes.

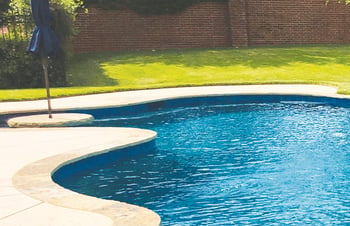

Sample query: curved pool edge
[0,85,346,116]
[9,127,160,226]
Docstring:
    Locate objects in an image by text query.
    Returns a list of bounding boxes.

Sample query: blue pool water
[53,97,350,225]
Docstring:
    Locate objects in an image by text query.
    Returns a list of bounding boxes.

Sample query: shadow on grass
[100,45,350,68]
[67,53,119,87]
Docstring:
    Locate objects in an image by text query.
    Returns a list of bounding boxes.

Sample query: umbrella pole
[42,57,53,118]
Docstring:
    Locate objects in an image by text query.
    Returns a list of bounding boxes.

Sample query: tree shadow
[104,45,350,69]
[67,52,119,87]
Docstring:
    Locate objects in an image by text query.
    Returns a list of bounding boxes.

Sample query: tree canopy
[6,0,83,15]
[327,0,350,4]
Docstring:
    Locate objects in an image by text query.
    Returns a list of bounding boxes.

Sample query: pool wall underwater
[67,94,350,120]
[52,140,156,183]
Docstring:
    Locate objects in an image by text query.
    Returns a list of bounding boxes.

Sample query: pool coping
[0,85,349,226]
[1,85,348,115]
[13,128,160,226]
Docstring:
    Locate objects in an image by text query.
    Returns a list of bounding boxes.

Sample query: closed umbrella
[28,0,60,118]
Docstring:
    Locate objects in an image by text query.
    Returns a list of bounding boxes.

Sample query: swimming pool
[53,95,350,225]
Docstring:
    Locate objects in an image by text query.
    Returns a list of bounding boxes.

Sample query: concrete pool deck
[0,85,349,226]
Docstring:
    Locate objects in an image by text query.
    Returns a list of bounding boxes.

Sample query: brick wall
[246,0,350,46]
[73,2,231,53]
[73,0,350,53]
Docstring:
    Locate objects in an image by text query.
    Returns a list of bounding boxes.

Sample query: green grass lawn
[1,44,350,101]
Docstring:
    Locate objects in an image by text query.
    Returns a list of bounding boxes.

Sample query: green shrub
[0,41,66,88]
[0,42,41,88]
[0,0,83,89]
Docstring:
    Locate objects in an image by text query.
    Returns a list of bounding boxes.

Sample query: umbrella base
[7,113,94,128]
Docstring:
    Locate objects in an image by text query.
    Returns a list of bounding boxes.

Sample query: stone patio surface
[0,85,349,226]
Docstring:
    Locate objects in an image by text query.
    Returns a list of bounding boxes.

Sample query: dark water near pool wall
[53,98,350,225]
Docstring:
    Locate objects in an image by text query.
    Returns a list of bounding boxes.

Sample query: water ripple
[56,102,350,225]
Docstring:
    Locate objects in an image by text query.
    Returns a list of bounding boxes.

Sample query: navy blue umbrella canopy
[28,0,60,57]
